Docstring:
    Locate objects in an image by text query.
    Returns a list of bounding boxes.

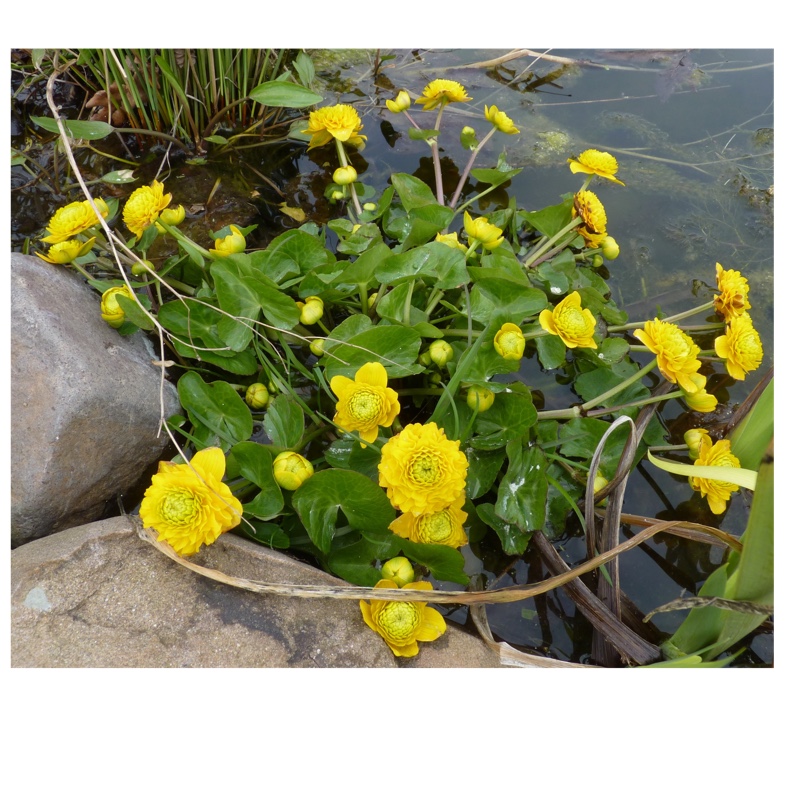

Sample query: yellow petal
[191,447,226,481]
[354,361,388,388]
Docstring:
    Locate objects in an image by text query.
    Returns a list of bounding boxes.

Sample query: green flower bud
[381,556,415,588]
[100,286,136,329]
[460,126,478,150]
[601,236,620,260]
[159,205,186,226]
[298,296,324,326]
[466,385,495,412]
[131,258,155,276]
[273,451,314,491]
[333,165,357,186]
[245,383,270,410]
[493,322,526,361]
[428,339,454,368]
[418,350,432,367]
[331,190,345,201]
[309,338,326,357]
[592,254,604,268]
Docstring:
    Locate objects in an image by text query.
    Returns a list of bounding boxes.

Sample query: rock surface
[10,254,179,546]
[10,517,502,668]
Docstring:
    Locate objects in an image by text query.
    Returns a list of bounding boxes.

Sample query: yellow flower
[714,262,752,322]
[139,447,243,556]
[689,438,741,515]
[158,204,186,227]
[36,237,96,264]
[42,199,108,244]
[539,291,598,349]
[435,231,467,253]
[381,557,415,587]
[273,451,314,490]
[463,210,504,250]
[303,104,367,150]
[123,180,172,239]
[210,224,246,258]
[493,322,526,360]
[330,362,401,446]
[633,318,702,394]
[386,90,411,113]
[428,339,454,368]
[714,313,763,381]
[360,579,446,657]
[572,190,608,236]
[415,79,471,111]
[100,285,137,329]
[568,149,625,186]
[389,497,468,549]
[484,104,520,135]
[378,422,468,515]
[681,372,718,413]
[466,385,494,412]
[684,428,711,460]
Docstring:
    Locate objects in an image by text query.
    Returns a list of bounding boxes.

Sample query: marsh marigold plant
[415,79,471,111]
[389,499,469,548]
[303,104,367,150]
[330,362,401,446]
[123,179,172,239]
[139,447,243,556]
[689,437,741,515]
[359,579,447,657]
[378,422,468,516]
[539,291,598,349]
[634,318,702,393]
[715,313,763,380]
[41,198,108,244]
[714,262,752,322]
[568,149,625,186]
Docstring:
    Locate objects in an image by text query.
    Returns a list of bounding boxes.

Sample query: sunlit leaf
[177,372,253,447]
[30,116,115,140]
[647,451,758,491]
[249,81,324,108]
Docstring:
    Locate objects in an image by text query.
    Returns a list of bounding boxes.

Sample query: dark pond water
[11,48,774,665]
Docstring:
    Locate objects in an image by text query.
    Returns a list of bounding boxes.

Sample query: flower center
[375,601,421,641]
[408,449,443,487]
[559,307,586,334]
[497,331,519,351]
[348,388,382,424]
[418,511,452,544]
[160,488,201,526]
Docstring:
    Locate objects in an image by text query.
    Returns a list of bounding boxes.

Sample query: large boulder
[10,517,502,668]
[10,254,179,546]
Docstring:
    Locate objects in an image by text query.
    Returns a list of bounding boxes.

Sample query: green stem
[524,217,582,267]
[607,300,717,332]
[403,281,415,326]
[430,105,446,205]
[425,288,445,318]
[449,128,496,209]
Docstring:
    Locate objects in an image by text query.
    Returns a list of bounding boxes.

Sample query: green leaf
[647,451,758,490]
[408,127,440,141]
[469,278,548,326]
[211,260,260,351]
[476,503,531,556]
[262,394,305,451]
[177,372,253,447]
[324,438,382,480]
[391,173,438,211]
[401,205,456,251]
[464,446,507,499]
[394,538,470,585]
[231,442,284,521]
[292,469,396,553]
[115,293,155,331]
[534,333,566,370]
[470,166,523,189]
[30,116,114,140]
[338,241,392,286]
[471,388,539,450]
[249,81,324,108]
[322,324,423,380]
[325,535,392,586]
[101,169,137,184]
[519,198,573,238]
[292,51,316,87]
[251,229,334,283]
[495,442,548,531]
[236,520,291,549]
[730,378,773,471]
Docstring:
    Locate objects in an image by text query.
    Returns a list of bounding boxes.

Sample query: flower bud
[593,473,609,506]
[100,285,136,329]
[131,258,155,276]
[381,556,415,588]
[362,202,376,212]
[245,383,270,410]
[331,190,345,201]
[333,165,357,186]
[418,350,432,367]
[159,205,186,226]
[368,292,379,308]
[309,338,326,357]
[466,385,494,412]
[298,296,324,326]
[460,126,478,150]
[493,322,526,361]
[210,224,246,257]
[428,339,454,368]
[601,236,620,260]
[592,254,604,268]
[684,428,711,460]
[386,90,411,113]
[273,451,314,491]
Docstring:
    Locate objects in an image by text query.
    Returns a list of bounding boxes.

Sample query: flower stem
[607,300,717,332]
[449,128,496,209]
[524,217,582,268]
[431,105,446,205]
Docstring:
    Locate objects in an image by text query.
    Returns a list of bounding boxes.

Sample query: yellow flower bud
[159,205,186,226]
[245,383,271,410]
[363,202,377,212]
[299,296,324,326]
[210,224,246,258]
[131,258,155,276]
[601,236,620,260]
[493,322,526,360]
[368,292,379,308]
[593,473,609,494]
[386,90,411,113]
[309,338,326,356]
[463,210,504,251]
[273,451,314,491]
[331,190,345,201]
[428,339,454,368]
[684,428,711,460]
[460,126,478,149]
[333,165,357,186]
[466,385,494,412]
[100,285,137,329]
[381,556,415,588]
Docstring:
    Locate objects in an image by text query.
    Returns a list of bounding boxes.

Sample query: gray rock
[10,517,502,668]
[10,254,179,546]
